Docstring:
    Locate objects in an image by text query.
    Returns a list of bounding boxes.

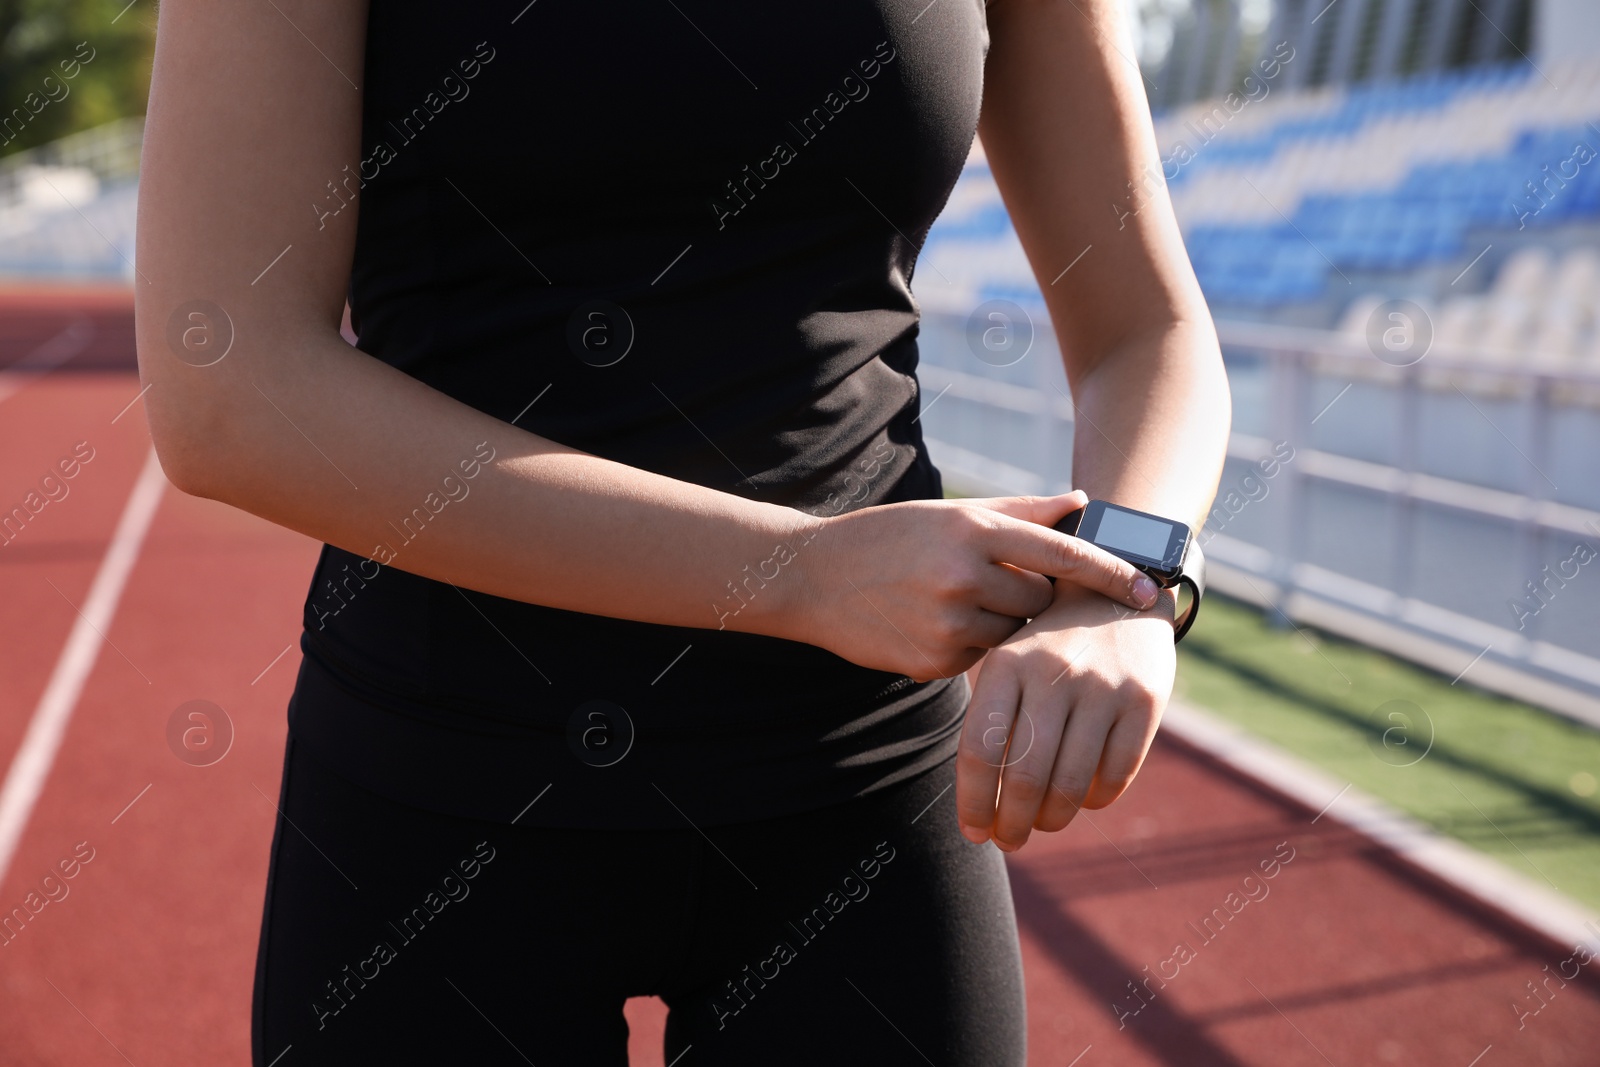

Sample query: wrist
[1050,575,1177,623]
[784,508,836,645]
[725,505,833,645]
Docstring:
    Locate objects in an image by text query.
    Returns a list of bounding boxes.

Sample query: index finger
[983,515,1159,611]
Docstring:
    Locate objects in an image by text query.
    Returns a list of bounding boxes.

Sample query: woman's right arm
[135,0,1159,682]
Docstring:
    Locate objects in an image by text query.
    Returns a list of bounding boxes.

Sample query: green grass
[1175,594,1600,911]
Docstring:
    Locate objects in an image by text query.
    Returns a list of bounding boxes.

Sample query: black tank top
[288,0,991,828]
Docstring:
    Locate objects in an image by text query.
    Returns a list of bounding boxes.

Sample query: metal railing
[914,307,1600,725]
[0,115,144,207]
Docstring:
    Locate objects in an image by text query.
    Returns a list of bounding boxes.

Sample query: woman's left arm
[954,0,1233,849]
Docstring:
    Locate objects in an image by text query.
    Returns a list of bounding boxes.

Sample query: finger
[976,561,1057,620]
[984,516,1160,612]
[989,684,1071,852]
[955,663,1022,843]
[1033,699,1117,833]
[962,489,1089,528]
[1080,697,1163,810]
[964,607,1030,650]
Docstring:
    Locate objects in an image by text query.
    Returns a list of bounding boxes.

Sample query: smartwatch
[1051,499,1206,641]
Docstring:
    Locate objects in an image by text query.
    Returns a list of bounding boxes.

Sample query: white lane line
[0,445,167,887]
[1160,700,1600,951]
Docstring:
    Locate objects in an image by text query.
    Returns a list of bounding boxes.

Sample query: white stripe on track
[0,444,166,887]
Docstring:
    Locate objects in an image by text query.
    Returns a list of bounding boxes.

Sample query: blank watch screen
[1095,508,1173,560]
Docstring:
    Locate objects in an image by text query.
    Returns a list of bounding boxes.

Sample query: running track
[1,287,1596,1066]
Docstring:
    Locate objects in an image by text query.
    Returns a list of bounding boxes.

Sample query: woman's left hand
[954,579,1177,851]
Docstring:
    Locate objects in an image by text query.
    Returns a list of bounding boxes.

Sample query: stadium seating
[921,56,1600,367]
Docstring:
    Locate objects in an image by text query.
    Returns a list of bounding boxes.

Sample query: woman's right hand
[793,490,1161,681]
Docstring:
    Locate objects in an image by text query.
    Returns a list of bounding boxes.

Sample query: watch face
[1080,500,1189,576]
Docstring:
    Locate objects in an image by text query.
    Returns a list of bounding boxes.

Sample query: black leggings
[251,734,1027,1065]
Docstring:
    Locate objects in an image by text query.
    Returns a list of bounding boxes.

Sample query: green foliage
[0,0,154,157]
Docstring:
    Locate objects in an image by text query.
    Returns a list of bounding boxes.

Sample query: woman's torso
[289,0,992,828]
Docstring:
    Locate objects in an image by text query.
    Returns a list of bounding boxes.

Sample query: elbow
[144,399,224,499]
[149,433,216,500]
[134,286,336,501]
[134,309,339,502]
[134,306,229,498]
[133,352,236,500]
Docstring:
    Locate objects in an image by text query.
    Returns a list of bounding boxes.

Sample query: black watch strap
[1169,536,1205,642]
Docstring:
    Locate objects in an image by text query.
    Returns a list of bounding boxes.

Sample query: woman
[135,0,1230,1062]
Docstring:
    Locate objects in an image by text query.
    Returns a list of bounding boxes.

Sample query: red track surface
[1,288,1597,1066]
